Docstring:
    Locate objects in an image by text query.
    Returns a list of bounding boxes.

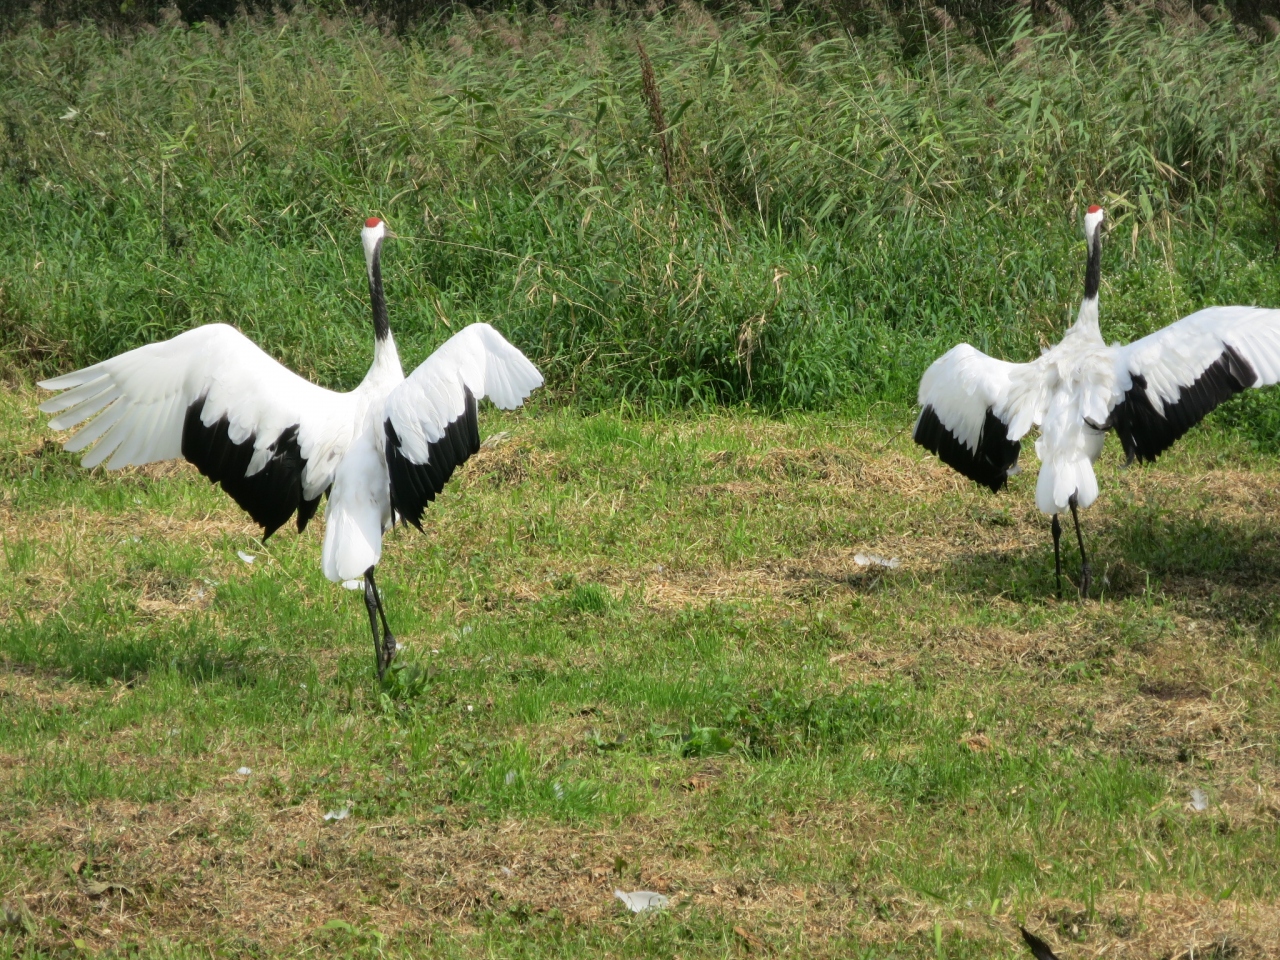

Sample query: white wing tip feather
[462,322,543,409]
[38,369,100,392]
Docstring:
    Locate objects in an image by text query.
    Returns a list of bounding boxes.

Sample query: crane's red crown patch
[365,217,382,228]
[1087,205,1102,214]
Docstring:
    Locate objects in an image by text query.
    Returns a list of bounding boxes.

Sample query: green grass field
[4,3,1280,958]
[4,378,1280,958]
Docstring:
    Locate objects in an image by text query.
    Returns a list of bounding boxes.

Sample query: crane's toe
[1079,561,1093,598]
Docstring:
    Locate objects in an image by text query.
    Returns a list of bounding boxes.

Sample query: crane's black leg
[1069,495,1091,598]
[1051,514,1063,598]
[363,569,385,679]
[365,565,396,678]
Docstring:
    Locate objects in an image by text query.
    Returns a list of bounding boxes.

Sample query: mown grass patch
[3,380,1280,957]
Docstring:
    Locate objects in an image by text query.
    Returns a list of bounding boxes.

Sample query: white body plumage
[39,317,540,580]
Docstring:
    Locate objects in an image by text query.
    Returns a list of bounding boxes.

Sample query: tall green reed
[1,5,1278,412]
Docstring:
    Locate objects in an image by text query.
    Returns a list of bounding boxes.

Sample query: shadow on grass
[1,607,262,686]
[944,510,1280,611]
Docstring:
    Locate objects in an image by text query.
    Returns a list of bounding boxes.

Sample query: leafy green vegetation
[2,5,1280,413]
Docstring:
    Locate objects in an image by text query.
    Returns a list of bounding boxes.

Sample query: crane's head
[361,217,391,273]
[1084,204,1104,238]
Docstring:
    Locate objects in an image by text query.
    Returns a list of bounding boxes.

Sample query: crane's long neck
[367,239,391,343]
[1072,221,1103,338]
[365,239,401,375]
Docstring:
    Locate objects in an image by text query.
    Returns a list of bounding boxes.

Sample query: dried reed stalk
[636,39,674,187]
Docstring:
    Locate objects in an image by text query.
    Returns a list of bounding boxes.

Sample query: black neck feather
[1084,223,1101,302]
[368,240,390,342]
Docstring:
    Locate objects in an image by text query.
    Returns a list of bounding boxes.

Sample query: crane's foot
[1079,560,1093,599]
[381,631,398,676]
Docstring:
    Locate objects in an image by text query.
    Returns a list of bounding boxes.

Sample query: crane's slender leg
[1051,514,1063,598]
[363,569,385,679]
[1069,496,1091,598]
[364,565,396,678]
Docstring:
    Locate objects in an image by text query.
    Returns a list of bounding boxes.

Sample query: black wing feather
[914,404,1021,493]
[181,396,320,539]
[1110,345,1256,464]
[385,386,480,531]
[1019,926,1061,960]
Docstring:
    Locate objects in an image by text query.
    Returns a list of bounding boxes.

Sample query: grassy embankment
[3,5,1280,958]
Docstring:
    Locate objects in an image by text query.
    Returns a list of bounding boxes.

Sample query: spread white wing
[38,324,357,536]
[1108,306,1280,462]
[914,343,1043,492]
[382,323,543,528]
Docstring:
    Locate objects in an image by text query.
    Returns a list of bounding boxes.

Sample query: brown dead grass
[7,791,1280,957]
[707,445,961,496]
[458,435,562,489]
[133,570,214,619]
[0,494,268,625]
[0,666,103,712]
[555,446,1280,617]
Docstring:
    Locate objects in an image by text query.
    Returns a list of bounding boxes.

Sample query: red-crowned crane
[37,218,543,678]
[914,206,1280,596]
